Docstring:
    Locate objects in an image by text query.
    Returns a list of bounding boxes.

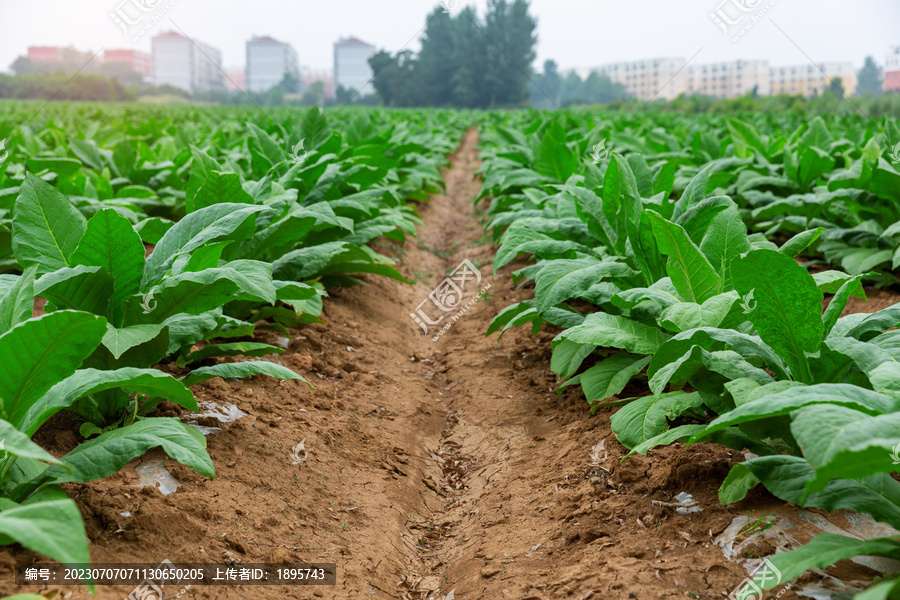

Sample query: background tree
[827,77,846,99]
[856,56,883,97]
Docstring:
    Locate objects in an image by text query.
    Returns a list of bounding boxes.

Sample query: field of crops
[0,101,898,599]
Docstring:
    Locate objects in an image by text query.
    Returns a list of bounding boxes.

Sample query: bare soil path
[3,128,882,600]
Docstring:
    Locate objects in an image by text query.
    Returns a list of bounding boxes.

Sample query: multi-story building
[151,31,225,93]
[27,46,62,63]
[246,36,300,93]
[301,67,335,99]
[686,60,770,98]
[334,37,376,97]
[225,66,246,93]
[770,62,856,97]
[885,48,900,94]
[595,58,688,101]
[103,49,151,79]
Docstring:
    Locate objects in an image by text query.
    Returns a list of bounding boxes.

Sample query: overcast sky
[0,0,897,74]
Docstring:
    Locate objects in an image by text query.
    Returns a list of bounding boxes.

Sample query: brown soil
[0,129,887,600]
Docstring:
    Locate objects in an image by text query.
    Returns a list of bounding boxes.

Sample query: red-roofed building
[334,36,375,97]
[28,46,62,63]
[104,49,151,79]
[246,35,300,93]
[885,48,900,94]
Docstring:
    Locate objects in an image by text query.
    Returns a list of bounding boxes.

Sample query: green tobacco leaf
[673,165,712,220]
[550,339,596,379]
[610,391,705,449]
[580,354,651,404]
[180,361,311,388]
[0,311,106,429]
[698,205,750,290]
[812,270,868,298]
[131,269,241,324]
[70,208,145,311]
[732,249,823,382]
[19,367,196,436]
[720,455,900,530]
[534,259,635,312]
[47,417,214,482]
[0,265,37,331]
[822,273,871,337]
[179,342,283,366]
[188,171,254,213]
[765,534,900,589]
[779,227,825,258]
[658,292,740,333]
[35,266,114,316]
[101,323,168,361]
[533,121,577,182]
[648,346,773,395]
[696,384,899,441]
[143,204,270,286]
[0,495,90,567]
[649,328,789,382]
[0,419,65,466]
[649,211,721,303]
[12,174,87,274]
[791,404,900,495]
[627,424,708,456]
[554,312,670,356]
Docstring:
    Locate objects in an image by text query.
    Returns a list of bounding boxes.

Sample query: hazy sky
[0,0,897,74]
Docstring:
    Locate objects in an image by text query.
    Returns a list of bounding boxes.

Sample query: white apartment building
[151,31,225,93]
[596,58,688,101]
[334,37,376,96]
[246,36,300,93]
[770,62,856,97]
[686,60,770,98]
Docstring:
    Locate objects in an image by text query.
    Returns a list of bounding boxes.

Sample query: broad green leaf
[610,391,705,449]
[719,456,900,530]
[47,417,214,482]
[0,419,65,466]
[70,208,145,310]
[580,354,651,403]
[765,534,900,589]
[34,266,114,316]
[732,249,823,382]
[778,227,825,258]
[658,292,740,333]
[12,174,87,274]
[179,342,283,366]
[696,384,900,440]
[534,259,635,312]
[19,367,196,436]
[188,171,254,213]
[550,339,596,379]
[180,361,311,388]
[0,496,89,566]
[791,404,900,494]
[0,311,106,429]
[648,346,773,395]
[554,312,670,356]
[0,265,37,330]
[822,273,871,337]
[698,205,750,289]
[143,204,270,286]
[648,211,721,303]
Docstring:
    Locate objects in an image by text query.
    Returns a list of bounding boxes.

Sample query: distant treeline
[0,73,136,102]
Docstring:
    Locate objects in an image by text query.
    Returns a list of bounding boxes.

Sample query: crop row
[478,110,900,598]
[0,102,467,577]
